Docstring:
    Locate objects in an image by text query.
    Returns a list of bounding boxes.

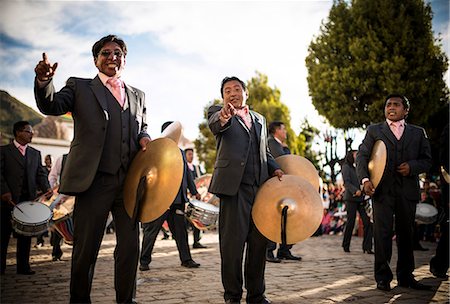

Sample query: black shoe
[17,269,36,275]
[139,264,150,271]
[376,281,391,291]
[225,300,240,304]
[266,251,281,263]
[193,242,207,249]
[277,253,302,261]
[247,297,271,304]
[343,247,350,253]
[181,260,200,268]
[398,279,432,290]
[363,249,374,254]
[430,260,449,279]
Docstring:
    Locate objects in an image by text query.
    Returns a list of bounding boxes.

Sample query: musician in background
[0,121,52,275]
[430,123,449,279]
[266,121,301,263]
[356,94,432,291]
[208,77,283,304]
[341,150,373,254]
[139,122,202,271]
[184,147,207,249]
[48,154,68,261]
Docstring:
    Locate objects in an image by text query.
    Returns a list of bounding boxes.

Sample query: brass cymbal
[252,175,323,244]
[368,140,387,189]
[124,138,183,223]
[160,121,182,143]
[275,155,321,192]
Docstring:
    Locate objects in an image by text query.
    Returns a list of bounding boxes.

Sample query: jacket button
[240,162,245,166]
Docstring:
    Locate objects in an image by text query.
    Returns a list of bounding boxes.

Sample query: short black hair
[184,148,194,153]
[268,121,285,135]
[161,121,174,133]
[220,76,246,98]
[385,94,410,110]
[92,34,128,59]
[13,121,30,137]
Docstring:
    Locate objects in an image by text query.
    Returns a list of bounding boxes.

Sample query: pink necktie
[236,106,252,129]
[18,145,26,156]
[390,122,403,140]
[107,78,124,107]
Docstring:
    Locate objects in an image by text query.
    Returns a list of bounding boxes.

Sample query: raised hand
[219,102,236,124]
[35,52,58,81]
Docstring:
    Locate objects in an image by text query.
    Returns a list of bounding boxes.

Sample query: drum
[11,201,52,236]
[194,174,220,207]
[416,203,438,224]
[49,195,75,245]
[185,200,219,230]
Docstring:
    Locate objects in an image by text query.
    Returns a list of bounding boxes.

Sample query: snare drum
[416,203,438,224]
[49,195,75,245]
[185,200,219,230]
[11,201,52,236]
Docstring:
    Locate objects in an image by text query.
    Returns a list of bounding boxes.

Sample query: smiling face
[384,97,408,121]
[94,41,126,77]
[222,80,248,109]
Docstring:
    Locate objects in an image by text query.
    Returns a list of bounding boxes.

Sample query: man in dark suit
[356,94,432,292]
[1,121,52,275]
[208,76,283,304]
[34,34,151,303]
[139,122,201,271]
[266,121,301,263]
[184,147,207,249]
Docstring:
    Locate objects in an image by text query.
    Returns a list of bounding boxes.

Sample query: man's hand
[44,189,54,200]
[397,162,410,176]
[195,193,201,200]
[273,169,284,181]
[1,192,12,203]
[35,53,58,81]
[139,137,152,151]
[219,103,236,125]
[363,180,375,196]
[353,190,362,197]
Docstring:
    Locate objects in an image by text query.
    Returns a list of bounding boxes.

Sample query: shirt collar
[98,72,123,87]
[13,140,27,150]
[386,118,405,127]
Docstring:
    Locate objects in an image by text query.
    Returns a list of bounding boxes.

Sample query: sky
[1,0,449,158]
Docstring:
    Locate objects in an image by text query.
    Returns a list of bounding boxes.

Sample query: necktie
[18,145,26,156]
[107,78,124,107]
[236,106,252,129]
[390,122,403,140]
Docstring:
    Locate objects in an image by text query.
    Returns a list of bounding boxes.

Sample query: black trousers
[140,203,192,266]
[430,182,449,275]
[0,204,32,273]
[219,184,267,303]
[70,170,139,304]
[51,231,62,258]
[372,189,416,284]
[342,200,373,251]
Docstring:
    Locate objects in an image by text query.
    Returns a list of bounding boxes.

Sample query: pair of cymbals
[252,155,323,244]
[124,136,183,223]
[368,140,387,189]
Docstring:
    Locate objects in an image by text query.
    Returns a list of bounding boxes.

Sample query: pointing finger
[42,52,48,62]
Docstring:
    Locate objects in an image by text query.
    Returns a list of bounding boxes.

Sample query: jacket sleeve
[208,105,231,135]
[34,78,76,115]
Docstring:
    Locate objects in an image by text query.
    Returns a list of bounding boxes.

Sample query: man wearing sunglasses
[34,34,150,303]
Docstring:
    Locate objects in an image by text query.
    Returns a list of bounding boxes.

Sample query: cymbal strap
[281,206,289,246]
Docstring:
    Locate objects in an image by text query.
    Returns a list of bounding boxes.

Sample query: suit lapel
[9,144,25,167]
[252,112,262,143]
[125,83,138,118]
[380,121,396,145]
[90,76,108,113]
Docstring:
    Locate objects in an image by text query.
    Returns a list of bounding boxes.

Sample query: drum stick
[8,199,24,213]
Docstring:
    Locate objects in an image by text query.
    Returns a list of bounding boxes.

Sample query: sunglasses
[98,49,124,58]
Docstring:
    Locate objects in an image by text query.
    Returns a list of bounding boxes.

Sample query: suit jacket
[341,163,364,203]
[268,135,289,158]
[207,105,280,196]
[174,150,199,204]
[356,121,432,201]
[34,76,149,194]
[1,144,50,203]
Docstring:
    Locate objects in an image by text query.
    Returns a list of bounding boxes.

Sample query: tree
[306,0,448,132]
[195,72,307,172]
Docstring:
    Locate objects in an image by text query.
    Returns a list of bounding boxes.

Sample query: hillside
[0,90,43,142]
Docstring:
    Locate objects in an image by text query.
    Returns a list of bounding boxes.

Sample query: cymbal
[160,121,182,143]
[252,175,323,244]
[123,138,183,223]
[275,155,321,192]
[368,140,387,189]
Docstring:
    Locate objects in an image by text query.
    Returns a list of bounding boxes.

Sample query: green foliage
[0,90,43,144]
[306,0,449,130]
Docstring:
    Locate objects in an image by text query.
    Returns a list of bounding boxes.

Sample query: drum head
[13,202,51,224]
[190,200,219,213]
[416,203,438,217]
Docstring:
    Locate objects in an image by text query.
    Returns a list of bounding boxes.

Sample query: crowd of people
[1,34,448,304]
